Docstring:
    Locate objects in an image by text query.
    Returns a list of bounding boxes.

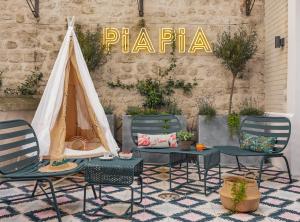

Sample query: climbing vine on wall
[107,30,197,111]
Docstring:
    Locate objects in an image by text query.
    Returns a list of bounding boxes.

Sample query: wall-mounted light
[275,36,285,48]
[245,0,256,16]
[137,0,144,17]
[25,0,39,18]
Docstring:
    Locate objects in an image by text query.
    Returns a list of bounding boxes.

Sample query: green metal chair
[0,119,90,222]
[215,116,292,187]
[131,115,202,189]
[131,115,187,165]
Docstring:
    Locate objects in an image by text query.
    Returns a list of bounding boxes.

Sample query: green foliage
[239,98,264,116]
[177,130,194,141]
[75,25,107,72]
[213,27,257,77]
[164,100,182,115]
[198,96,216,121]
[4,71,43,96]
[227,112,240,136]
[107,78,135,90]
[108,31,197,111]
[213,27,257,114]
[126,101,181,116]
[136,78,165,109]
[231,179,247,212]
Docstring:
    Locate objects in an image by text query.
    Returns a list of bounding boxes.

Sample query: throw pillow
[137,133,177,148]
[240,132,276,153]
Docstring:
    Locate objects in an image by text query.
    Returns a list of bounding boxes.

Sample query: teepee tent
[32,17,118,160]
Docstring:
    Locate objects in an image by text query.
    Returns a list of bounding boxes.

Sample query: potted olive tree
[198,27,260,166]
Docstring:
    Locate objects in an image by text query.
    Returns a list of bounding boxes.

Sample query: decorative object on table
[196,143,206,151]
[177,130,194,150]
[119,152,133,159]
[99,152,114,160]
[240,132,276,153]
[137,133,177,148]
[220,172,260,212]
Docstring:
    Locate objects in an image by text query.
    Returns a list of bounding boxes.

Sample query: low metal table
[83,157,143,218]
[135,147,221,195]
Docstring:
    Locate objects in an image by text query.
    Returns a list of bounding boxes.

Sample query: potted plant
[220,173,261,213]
[0,71,42,112]
[177,130,194,150]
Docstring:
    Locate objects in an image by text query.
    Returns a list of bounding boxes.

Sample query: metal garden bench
[0,119,90,222]
[215,116,292,187]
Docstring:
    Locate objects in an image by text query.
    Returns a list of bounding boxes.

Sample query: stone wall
[0,0,265,127]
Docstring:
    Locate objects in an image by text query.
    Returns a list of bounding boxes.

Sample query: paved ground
[0,164,299,222]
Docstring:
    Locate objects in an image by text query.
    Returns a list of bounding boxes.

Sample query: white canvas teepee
[32,17,118,159]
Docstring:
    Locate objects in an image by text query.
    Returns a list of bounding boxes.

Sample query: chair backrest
[240,116,291,153]
[0,119,40,175]
[131,115,183,145]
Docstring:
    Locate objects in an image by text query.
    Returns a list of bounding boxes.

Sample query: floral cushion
[240,132,276,153]
[137,133,177,148]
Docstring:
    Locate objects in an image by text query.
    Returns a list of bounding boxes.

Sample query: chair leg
[282,155,293,183]
[236,156,241,171]
[258,157,265,188]
[138,176,143,203]
[45,180,62,222]
[204,170,208,196]
[130,187,134,218]
[31,181,39,197]
[91,185,97,199]
[83,184,88,214]
[196,157,201,181]
[218,164,221,188]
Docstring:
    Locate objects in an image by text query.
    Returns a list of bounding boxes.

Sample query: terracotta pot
[178,140,193,150]
[220,174,261,212]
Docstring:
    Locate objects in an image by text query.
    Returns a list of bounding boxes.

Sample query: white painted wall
[281,0,300,176]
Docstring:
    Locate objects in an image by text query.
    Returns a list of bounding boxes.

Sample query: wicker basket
[220,172,261,212]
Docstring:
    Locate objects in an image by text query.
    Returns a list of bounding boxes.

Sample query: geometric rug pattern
[0,165,299,222]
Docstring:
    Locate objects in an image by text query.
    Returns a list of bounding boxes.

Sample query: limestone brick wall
[0,0,265,124]
[264,0,288,112]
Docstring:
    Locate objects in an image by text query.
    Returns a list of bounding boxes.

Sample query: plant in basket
[176,130,194,151]
[220,172,261,213]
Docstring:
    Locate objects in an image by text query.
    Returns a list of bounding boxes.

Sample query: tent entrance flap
[48,44,108,160]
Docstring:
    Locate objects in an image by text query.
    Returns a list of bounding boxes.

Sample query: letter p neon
[103,28,120,51]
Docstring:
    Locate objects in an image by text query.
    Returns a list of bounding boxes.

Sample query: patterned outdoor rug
[0,165,299,222]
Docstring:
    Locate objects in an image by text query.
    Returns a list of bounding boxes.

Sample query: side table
[170,147,221,196]
[83,157,143,218]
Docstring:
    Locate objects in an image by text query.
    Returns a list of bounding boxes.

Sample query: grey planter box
[198,115,260,166]
[122,115,187,164]
[106,114,115,137]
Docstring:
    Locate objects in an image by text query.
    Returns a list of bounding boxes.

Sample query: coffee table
[83,157,143,218]
[134,147,221,195]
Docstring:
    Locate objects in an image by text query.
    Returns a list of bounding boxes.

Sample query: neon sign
[103,27,212,54]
